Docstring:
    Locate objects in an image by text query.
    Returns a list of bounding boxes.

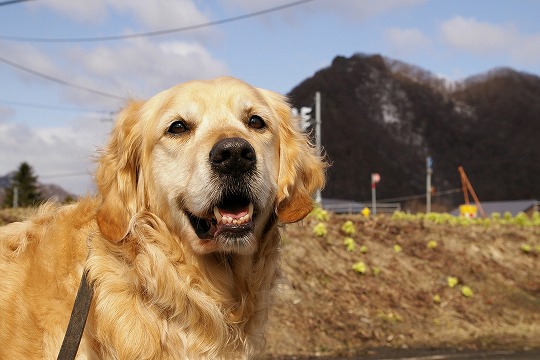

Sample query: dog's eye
[248,115,266,130]
[167,120,189,135]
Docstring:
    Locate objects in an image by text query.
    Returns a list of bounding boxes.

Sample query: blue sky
[1,0,539,195]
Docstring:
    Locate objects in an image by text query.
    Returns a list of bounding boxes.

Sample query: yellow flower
[461,286,474,298]
[447,276,459,288]
[313,222,327,237]
[352,261,367,274]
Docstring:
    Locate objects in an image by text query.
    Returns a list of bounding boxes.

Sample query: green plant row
[392,210,540,227]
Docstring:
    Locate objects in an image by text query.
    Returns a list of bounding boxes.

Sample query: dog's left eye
[248,115,266,130]
[167,120,189,135]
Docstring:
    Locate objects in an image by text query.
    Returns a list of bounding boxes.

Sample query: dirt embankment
[263,213,540,358]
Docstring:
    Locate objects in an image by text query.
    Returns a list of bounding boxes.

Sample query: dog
[0,77,326,359]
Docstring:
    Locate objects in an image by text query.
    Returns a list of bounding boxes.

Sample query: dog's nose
[209,137,256,175]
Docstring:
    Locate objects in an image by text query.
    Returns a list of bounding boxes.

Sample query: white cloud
[225,0,297,10]
[0,42,63,85]
[65,38,229,102]
[440,16,518,54]
[384,27,432,54]
[316,0,426,21]
[511,34,540,66]
[439,16,540,68]
[112,0,210,30]
[29,0,210,29]
[1,38,228,109]
[28,0,108,23]
[0,114,111,195]
[222,0,426,22]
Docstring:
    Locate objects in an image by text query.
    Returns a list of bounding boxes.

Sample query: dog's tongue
[218,205,249,218]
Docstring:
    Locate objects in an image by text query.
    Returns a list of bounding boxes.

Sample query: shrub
[377,311,402,323]
[461,285,474,298]
[447,276,459,288]
[513,212,531,226]
[532,211,540,226]
[341,220,356,236]
[313,222,328,237]
[352,261,367,274]
[310,206,329,221]
[343,237,355,252]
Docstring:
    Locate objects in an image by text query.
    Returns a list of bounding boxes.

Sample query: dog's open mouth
[186,194,255,240]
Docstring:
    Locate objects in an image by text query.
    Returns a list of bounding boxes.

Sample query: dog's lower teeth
[213,203,254,226]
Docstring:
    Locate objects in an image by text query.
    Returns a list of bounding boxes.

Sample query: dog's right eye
[167,120,189,135]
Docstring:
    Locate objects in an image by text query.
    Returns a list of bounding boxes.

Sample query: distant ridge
[0,172,75,206]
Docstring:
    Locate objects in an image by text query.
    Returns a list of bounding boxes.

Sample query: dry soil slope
[263,214,540,358]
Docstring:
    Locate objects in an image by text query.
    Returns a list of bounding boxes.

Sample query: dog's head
[95,77,325,255]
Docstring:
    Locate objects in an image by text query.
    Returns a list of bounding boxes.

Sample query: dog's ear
[95,101,144,242]
[261,90,326,223]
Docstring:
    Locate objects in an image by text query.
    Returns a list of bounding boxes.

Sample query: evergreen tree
[3,162,43,208]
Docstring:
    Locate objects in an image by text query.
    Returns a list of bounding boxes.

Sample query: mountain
[0,173,75,207]
[288,54,540,209]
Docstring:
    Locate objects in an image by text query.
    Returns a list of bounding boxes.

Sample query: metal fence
[322,202,400,214]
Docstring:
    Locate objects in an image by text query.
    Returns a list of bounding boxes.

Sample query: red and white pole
[371,173,380,215]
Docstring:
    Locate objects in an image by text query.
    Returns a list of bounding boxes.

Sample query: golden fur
[0,77,325,359]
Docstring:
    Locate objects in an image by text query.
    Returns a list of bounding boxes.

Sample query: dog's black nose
[209,137,256,175]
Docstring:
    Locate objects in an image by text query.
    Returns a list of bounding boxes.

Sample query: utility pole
[292,93,322,204]
[426,156,433,213]
[13,186,18,209]
[315,91,322,204]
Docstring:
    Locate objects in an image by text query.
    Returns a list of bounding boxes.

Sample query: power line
[0,0,35,7]
[0,0,316,43]
[0,54,124,100]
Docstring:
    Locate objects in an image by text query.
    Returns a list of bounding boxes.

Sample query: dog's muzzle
[186,137,259,243]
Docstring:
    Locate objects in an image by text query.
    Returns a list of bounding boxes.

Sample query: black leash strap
[57,270,94,360]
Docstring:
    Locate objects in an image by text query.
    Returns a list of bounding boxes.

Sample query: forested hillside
[288,54,540,208]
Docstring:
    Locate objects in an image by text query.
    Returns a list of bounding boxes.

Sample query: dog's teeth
[214,203,254,226]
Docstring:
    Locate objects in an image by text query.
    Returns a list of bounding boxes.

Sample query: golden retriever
[0,77,325,359]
